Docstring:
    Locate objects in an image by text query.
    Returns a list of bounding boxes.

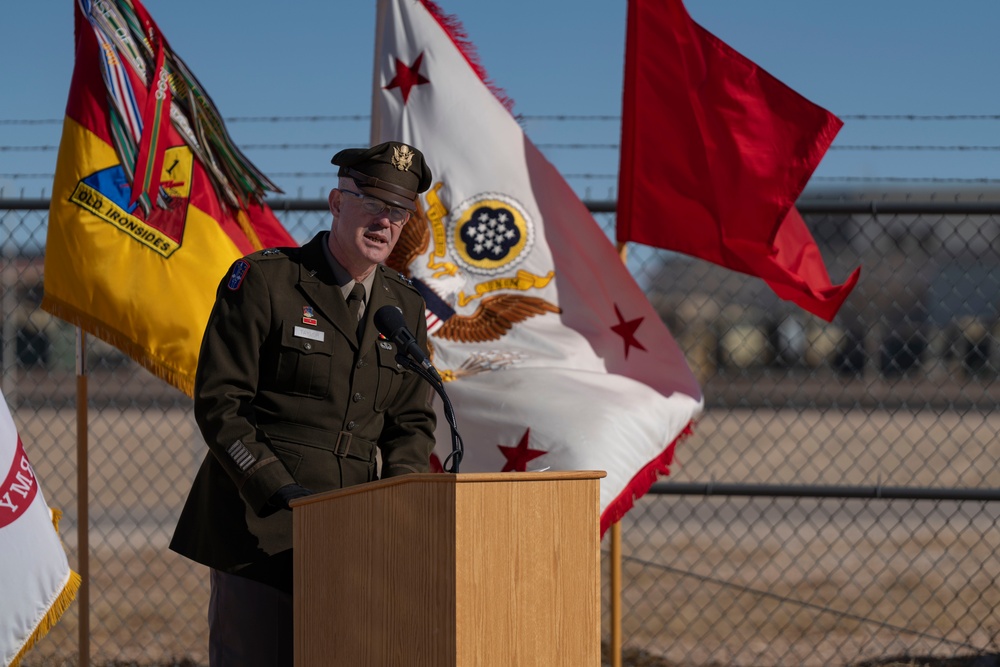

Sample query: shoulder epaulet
[381,266,419,291]
[248,246,296,262]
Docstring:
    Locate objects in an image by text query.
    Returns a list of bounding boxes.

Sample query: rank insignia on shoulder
[261,248,281,256]
[302,306,317,326]
[397,272,413,285]
[227,260,250,291]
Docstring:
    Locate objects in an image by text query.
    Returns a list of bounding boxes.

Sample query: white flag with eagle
[373,0,703,532]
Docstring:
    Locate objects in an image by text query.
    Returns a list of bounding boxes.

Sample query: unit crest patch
[227,260,250,291]
[69,145,194,258]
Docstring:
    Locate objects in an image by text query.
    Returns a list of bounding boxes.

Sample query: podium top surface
[291,470,606,508]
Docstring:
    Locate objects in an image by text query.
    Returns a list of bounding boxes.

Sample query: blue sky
[3,0,1000,200]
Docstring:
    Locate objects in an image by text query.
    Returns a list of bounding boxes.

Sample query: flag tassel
[40,294,196,397]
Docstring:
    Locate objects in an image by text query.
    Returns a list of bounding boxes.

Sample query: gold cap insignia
[391,145,414,172]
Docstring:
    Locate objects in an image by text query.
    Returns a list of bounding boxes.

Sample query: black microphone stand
[395,354,464,473]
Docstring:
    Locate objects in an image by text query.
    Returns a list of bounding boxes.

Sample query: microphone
[373,304,463,472]
[373,305,441,382]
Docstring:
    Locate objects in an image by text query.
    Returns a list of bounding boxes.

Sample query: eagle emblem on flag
[385,184,560,349]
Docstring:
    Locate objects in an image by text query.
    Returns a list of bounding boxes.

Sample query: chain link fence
[2,191,999,666]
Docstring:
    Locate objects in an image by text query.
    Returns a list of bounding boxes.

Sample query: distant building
[644,186,1000,381]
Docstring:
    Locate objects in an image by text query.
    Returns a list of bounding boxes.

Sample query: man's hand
[268,483,314,510]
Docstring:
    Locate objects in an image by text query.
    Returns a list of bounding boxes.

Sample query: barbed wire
[5,113,1000,184]
[839,114,1000,120]
[831,145,1000,151]
[6,113,1000,125]
[11,143,1000,152]
[235,142,623,150]
[6,171,1000,184]
[0,146,57,152]
[812,175,1000,183]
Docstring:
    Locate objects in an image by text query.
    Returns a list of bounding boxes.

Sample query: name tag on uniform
[294,326,325,342]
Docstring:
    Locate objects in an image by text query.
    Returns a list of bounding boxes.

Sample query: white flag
[0,389,79,667]
[373,0,704,532]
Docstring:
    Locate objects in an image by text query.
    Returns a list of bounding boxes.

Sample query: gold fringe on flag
[40,294,196,398]
[8,508,81,667]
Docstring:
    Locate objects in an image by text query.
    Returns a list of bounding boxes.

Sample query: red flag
[616,0,860,322]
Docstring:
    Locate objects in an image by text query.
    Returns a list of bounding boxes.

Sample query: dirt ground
[11,403,1000,667]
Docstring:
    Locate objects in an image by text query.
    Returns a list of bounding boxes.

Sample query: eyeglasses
[338,189,411,226]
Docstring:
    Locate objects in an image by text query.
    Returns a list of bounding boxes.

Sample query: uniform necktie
[347,282,366,343]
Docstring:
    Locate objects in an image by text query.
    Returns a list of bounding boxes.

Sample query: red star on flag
[384,53,430,103]
[498,428,547,472]
[610,304,647,359]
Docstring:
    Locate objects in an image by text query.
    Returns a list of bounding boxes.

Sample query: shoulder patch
[227,259,250,291]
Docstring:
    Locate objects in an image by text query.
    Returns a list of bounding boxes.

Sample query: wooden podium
[292,470,605,666]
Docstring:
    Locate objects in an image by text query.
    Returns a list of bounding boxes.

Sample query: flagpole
[76,328,90,667]
[1,245,15,402]
[370,0,388,146]
[609,241,628,667]
[610,521,623,667]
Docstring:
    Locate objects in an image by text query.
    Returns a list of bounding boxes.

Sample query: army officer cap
[331,141,433,212]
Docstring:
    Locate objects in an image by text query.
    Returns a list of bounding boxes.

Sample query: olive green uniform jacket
[169,232,436,588]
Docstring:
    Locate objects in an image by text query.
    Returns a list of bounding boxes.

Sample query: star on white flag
[373,0,703,532]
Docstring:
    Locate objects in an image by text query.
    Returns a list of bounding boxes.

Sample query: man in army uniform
[170,141,437,666]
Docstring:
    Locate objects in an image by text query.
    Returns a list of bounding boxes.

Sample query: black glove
[268,483,314,510]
